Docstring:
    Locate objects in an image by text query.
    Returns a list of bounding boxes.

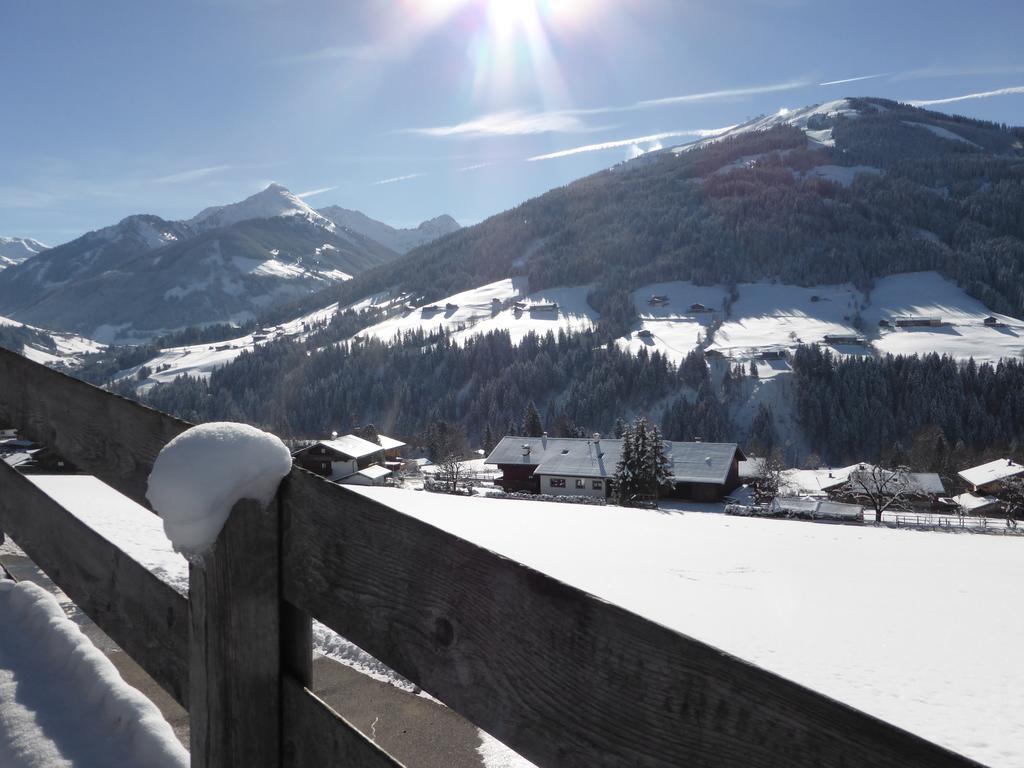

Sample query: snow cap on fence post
[146,422,292,557]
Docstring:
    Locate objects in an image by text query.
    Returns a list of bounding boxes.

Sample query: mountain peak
[0,236,50,270]
[317,206,461,254]
[188,183,336,234]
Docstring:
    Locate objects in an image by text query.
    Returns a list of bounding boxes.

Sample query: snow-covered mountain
[0,236,48,270]
[317,207,460,254]
[0,313,105,368]
[0,185,402,341]
[190,183,337,234]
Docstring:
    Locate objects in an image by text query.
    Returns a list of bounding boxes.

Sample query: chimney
[694,436,702,443]
[521,444,531,457]
[542,431,548,448]
[331,430,338,439]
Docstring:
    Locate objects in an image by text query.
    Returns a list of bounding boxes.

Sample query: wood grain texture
[0,347,191,508]
[189,498,281,768]
[0,461,189,706]
[282,675,408,768]
[281,470,983,768]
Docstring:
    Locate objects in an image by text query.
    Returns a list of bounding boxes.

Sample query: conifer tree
[521,401,544,437]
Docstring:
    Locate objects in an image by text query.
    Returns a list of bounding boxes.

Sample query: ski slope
[356,486,1024,768]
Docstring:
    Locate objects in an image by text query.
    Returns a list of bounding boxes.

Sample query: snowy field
[354,486,1024,768]
[615,281,727,364]
[708,281,864,363]
[358,279,525,343]
[0,313,106,368]
[451,285,597,345]
[865,272,1024,364]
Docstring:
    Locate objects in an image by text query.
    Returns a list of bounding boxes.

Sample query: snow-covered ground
[707,281,864,366]
[353,486,1024,768]
[0,578,188,768]
[865,272,1024,364]
[358,279,525,343]
[0,313,106,368]
[614,281,727,364]
[451,285,597,346]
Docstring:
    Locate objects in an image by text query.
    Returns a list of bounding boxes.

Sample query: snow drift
[0,579,188,768]
[146,422,292,556]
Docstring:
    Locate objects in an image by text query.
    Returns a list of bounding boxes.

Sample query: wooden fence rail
[0,347,986,767]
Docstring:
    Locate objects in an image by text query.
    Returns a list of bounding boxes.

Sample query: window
[575,479,586,489]
[592,480,603,490]
[550,478,566,488]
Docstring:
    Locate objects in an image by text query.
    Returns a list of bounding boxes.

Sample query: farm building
[293,433,390,482]
[893,316,942,327]
[958,458,1024,494]
[485,434,745,501]
[637,329,654,339]
[687,302,712,313]
[830,469,946,510]
[822,334,866,345]
[983,316,1002,327]
[648,295,670,306]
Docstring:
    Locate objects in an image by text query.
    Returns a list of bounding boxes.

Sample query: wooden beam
[189,498,282,768]
[0,461,189,706]
[281,470,983,768]
[281,675,407,768]
[0,347,190,508]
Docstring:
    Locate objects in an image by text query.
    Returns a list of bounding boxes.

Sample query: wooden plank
[0,347,190,508]
[281,471,984,768]
[281,675,408,768]
[0,461,189,706]
[189,498,282,768]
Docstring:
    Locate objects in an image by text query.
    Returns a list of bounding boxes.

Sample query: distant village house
[486,434,745,502]
[293,431,406,487]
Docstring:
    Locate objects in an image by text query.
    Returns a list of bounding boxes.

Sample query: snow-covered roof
[317,435,385,460]
[376,434,406,451]
[952,492,1001,512]
[958,458,1024,488]
[771,497,863,520]
[486,436,743,485]
[357,464,391,480]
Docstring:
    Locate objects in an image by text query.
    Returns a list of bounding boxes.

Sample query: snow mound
[0,579,188,768]
[146,422,292,556]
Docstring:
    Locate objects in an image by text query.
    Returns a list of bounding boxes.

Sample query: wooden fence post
[189,498,283,768]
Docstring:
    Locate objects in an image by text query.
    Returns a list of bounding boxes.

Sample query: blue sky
[3,0,1024,246]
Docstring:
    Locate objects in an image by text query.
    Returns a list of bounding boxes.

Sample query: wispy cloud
[403,80,808,139]
[457,162,496,172]
[153,165,233,184]
[908,85,1024,107]
[297,186,337,199]
[403,110,590,138]
[372,173,426,185]
[819,73,889,87]
[527,128,732,162]
[634,81,809,109]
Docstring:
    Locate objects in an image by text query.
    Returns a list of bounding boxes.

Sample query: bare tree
[845,465,913,523]
[434,453,468,495]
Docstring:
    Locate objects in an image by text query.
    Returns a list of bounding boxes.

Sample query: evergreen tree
[521,401,544,437]
[613,417,627,438]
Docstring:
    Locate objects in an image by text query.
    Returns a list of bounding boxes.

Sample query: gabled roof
[958,458,1024,487]
[485,436,743,485]
[357,464,392,479]
[376,434,406,451]
[317,434,384,460]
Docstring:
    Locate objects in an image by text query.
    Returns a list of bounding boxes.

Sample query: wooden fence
[0,347,986,768]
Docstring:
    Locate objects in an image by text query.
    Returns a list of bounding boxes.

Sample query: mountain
[0,236,48,270]
[286,97,1024,338]
[0,314,105,368]
[0,185,402,342]
[316,206,460,254]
